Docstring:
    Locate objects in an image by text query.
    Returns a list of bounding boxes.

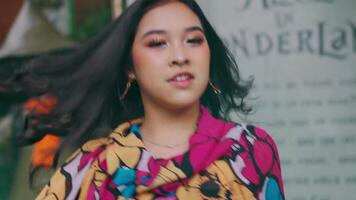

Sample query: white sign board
[196,0,356,199]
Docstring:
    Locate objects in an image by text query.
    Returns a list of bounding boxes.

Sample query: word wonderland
[223,20,356,60]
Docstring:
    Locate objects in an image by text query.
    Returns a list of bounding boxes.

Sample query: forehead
[136,2,202,35]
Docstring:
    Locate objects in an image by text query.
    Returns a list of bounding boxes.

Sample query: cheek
[132,47,168,90]
[203,45,211,65]
[195,43,210,62]
[192,46,211,73]
[201,47,211,83]
[204,48,211,68]
[132,48,164,76]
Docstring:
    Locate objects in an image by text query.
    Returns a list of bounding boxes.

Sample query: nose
[169,43,190,67]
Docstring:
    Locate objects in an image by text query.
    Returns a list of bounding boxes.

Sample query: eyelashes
[187,38,205,45]
[146,37,205,48]
[147,39,166,47]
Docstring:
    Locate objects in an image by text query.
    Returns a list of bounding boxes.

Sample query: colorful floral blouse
[36,105,285,200]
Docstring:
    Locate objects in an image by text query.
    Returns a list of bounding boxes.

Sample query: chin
[162,96,201,110]
[143,88,206,110]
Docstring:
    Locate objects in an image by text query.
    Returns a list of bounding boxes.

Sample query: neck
[140,102,200,145]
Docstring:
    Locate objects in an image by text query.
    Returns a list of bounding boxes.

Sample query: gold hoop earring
[209,80,221,95]
[119,79,133,101]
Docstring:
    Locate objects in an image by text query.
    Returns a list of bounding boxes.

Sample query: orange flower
[24,96,57,115]
[32,134,61,168]
[25,96,60,168]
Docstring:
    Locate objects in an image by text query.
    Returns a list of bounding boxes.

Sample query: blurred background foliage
[70,2,112,41]
[0,0,118,199]
[31,0,64,8]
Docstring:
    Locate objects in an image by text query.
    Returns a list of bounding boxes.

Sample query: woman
[9,0,284,199]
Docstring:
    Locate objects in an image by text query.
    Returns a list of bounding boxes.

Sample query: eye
[147,39,167,48]
[187,37,205,45]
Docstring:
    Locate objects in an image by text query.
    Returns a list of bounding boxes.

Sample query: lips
[168,72,194,82]
[167,72,194,87]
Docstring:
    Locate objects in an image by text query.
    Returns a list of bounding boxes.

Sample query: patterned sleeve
[35,138,108,200]
[227,124,285,200]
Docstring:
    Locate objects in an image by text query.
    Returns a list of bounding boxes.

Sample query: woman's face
[131,1,210,110]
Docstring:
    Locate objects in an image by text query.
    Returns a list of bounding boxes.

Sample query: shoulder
[36,137,111,200]
[224,123,280,154]
[223,122,285,199]
[64,137,110,164]
[224,123,282,172]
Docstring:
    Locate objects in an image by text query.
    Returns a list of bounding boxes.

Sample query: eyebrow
[141,26,205,39]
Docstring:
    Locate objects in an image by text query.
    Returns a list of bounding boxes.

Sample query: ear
[127,70,136,80]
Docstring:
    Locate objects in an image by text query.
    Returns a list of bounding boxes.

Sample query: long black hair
[2,0,252,149]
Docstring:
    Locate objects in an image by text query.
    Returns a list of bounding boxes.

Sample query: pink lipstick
[168,72,194,88]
